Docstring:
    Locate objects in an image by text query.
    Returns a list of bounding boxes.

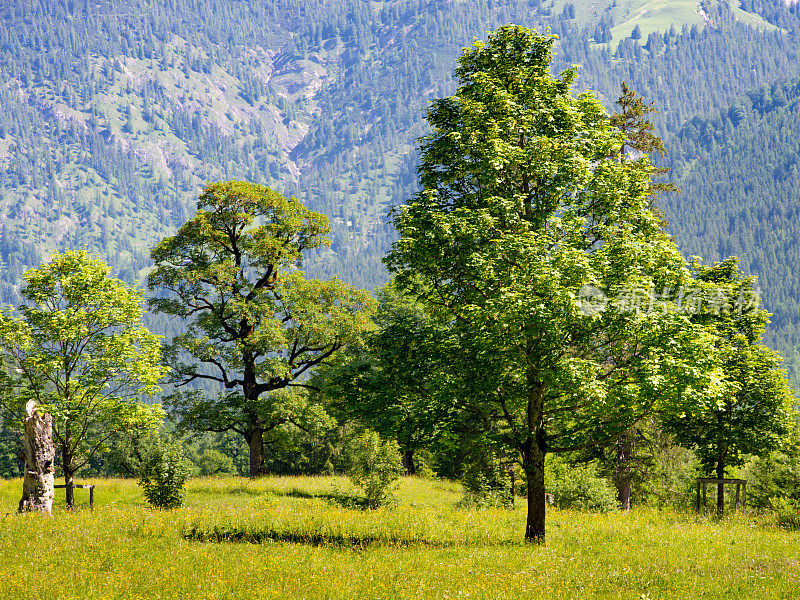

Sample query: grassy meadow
[546,0,781,47]
[1,476,799,599]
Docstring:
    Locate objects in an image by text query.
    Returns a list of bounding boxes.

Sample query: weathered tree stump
[18,400,55,515]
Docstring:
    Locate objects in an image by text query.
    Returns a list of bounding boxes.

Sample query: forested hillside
[2,0,800,383]
[665,78,800,384]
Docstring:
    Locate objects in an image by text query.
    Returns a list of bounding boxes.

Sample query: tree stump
[18,400,55,515]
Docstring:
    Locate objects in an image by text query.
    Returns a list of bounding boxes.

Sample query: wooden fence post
[54,484,96,510]
[695,478,748,514]
[696,480,701,513]
[742,482,747,514]
[702,481,707,511]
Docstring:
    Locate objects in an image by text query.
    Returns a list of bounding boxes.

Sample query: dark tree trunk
[508,465,516,508]
[615,434,634,510]
[522,438,546,543]
[401,449,416,476]
[248,428,264,477]
[716,459,725,515]
[61,431,75,510]
[19,400,55,514]
[64,464,75,509]
[521,370,547,543]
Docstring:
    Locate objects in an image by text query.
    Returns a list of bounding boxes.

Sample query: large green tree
[0,250,164,507]
[148,181,376,476]
[664,258,795,514]
[387,25,710,542]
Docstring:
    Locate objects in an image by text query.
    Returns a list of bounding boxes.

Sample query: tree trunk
[58,424,77,510]
[248,428,264,477]
[615,434,634,510]
[63,446,75,510]
[522,439,546,543]
[522,368,547,543]
[18,401,55,515]
[401,449,416,476]
[716,460,725,515]
[242,358,264,478]
[508,465,516,508]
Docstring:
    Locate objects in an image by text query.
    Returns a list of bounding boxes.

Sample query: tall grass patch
[1,477,799,599]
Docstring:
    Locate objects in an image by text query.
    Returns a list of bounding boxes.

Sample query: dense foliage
[387,25,715,541]
[0,250,164,506]
[549,465,618,513]
[148,181,375,476]
[311,281,454,476]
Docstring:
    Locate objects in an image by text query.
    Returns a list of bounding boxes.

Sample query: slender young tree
[607,82,678,509]
[148,181,376,476]
[387,25,711,542]
[0,250,164,508]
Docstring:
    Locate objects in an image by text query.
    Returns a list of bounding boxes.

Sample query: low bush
[138,436,190,509]
[460,452,515,508]
[550,465,617,513]
[346,430,404,508]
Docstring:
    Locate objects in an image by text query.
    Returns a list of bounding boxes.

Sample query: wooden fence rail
[54,484,95,510]
[695,478,746,514]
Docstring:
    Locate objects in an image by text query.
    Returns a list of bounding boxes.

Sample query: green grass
[610,0,704,43]
[550,0,781,47]
[1,476,799,599]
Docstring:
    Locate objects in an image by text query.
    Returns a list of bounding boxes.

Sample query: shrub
[347,430,404,508]
[746,451,800,511]
[138,437,190,509]
[774,497,800,530]
[460,451,515,508]
[550,465,617,513]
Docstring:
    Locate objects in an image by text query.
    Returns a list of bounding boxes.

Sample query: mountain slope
[2,0,800,382]
[663,79,800,384]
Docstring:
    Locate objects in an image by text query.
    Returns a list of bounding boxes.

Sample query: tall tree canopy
[387,25,711,542]
[148,181,376,476]
[313,280,454,475]
[0,250,164,507]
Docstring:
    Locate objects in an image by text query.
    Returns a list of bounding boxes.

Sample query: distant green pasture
[549,0,780,47]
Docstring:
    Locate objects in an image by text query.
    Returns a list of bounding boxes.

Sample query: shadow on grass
[273,488,369,510]
[183,526,444,548]
[183,525,519,548]
[190,484,264,497]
